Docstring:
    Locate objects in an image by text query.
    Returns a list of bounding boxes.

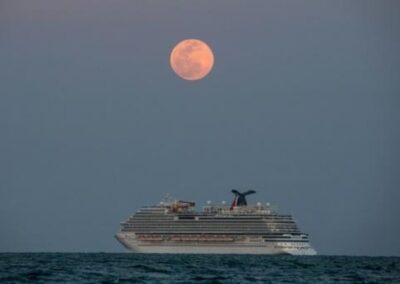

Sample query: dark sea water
[0,253,399,283]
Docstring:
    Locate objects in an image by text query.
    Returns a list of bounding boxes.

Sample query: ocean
[0,253,399,283]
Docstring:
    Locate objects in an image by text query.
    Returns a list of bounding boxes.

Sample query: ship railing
[202,205,276,215]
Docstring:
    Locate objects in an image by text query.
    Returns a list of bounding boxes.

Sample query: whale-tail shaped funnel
[230,189,256,209]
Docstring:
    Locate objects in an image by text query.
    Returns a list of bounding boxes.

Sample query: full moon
[170,39,214,81]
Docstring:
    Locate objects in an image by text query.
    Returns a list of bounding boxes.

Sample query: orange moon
[170,39,214,81]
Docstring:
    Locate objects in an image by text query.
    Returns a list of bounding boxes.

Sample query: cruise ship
[116,190,317,255]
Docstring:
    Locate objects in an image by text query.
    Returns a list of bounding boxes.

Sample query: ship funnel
[230,189,256,209]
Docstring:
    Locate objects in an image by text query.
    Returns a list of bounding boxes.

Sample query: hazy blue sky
[1,1,399,256]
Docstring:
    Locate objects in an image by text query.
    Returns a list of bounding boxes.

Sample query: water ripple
[0,253,399,283]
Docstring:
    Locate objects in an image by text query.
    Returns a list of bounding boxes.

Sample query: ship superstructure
[116,190,316,255]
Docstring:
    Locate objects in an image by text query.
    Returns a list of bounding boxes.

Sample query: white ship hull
[116,232,317,256]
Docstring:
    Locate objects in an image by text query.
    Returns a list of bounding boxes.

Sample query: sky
[0,0,399,256]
